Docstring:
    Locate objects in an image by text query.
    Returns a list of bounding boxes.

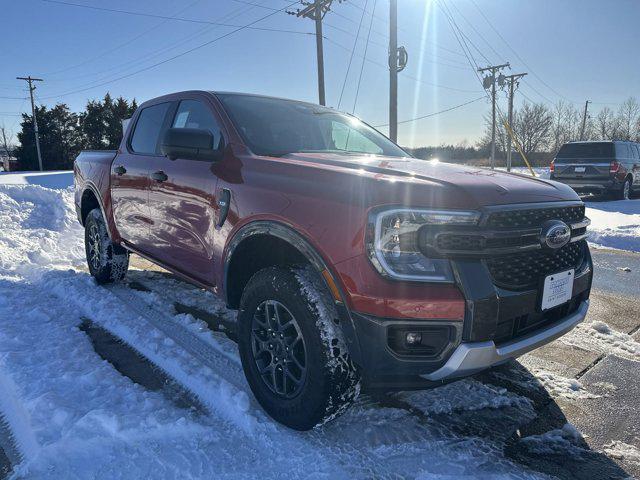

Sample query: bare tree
[0,126,11,154]
[595,107,619,140]
[512,102,553,156]
[0,125,13,171]
[616,97,639,140]
[550,101,583,152]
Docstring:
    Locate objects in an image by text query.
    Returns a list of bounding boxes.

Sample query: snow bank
[0,171,73,190]
[584,199,640,252]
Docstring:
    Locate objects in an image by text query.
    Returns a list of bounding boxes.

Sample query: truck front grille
[486,205,585,229]
[485,240,586,290]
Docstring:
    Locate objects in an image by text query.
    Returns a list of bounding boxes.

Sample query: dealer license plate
[541,269,574,310]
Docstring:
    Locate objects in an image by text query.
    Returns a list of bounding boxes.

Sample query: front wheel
[84,208,129,284]
[238,266,360,430]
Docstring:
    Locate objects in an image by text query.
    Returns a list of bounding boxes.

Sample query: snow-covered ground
[0,173,554,478]
[0,170,636,479]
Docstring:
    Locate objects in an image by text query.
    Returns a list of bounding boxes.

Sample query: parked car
[74,91,592,430]
[550,140,640,199]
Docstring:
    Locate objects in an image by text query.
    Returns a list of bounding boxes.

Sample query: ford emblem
[541,220,571,249]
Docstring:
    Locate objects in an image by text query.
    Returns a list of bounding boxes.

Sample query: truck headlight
[366,208,480,282]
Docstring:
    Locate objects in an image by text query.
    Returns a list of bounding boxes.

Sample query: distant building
[0,149,18,172]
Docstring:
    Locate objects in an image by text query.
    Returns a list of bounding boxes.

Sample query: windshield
[217,93,408,158]
[555,142,615,163]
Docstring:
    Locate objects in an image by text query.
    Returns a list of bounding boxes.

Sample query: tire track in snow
[42,270,356,478]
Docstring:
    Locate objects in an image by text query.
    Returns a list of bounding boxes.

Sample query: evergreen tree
[15,104,82,171]
[79,93,137,150]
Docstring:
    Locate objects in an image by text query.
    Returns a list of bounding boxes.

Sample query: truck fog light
[405,332,422,346]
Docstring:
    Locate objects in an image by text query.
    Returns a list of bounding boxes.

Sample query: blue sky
[1,0,639,147]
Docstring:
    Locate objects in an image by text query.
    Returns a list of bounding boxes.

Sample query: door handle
[114,165,126,176]
[151,170,168,182]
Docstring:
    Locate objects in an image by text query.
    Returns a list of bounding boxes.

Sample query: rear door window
[130,102,172,154]
[555,142,615,163]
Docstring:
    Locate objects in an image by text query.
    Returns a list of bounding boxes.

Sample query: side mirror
[161,127,222,162]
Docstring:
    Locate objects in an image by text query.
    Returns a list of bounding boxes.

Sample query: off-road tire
[238,266,360,430]
[84,208,129,284]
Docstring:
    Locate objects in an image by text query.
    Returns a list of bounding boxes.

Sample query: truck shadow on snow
[68,267,632,480]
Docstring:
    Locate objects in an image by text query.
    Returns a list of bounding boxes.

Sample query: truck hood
[279,152,579,207]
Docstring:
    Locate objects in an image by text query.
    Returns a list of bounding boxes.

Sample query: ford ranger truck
[74,91,592,430]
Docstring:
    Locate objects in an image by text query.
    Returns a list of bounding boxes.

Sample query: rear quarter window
[130,102,171,154]
[616,143,631,158]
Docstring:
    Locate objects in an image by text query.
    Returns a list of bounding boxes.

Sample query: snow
[604,441,640,465]
[583,199,640,252]
[519,423,586,457]
[561,320,640,360]
[492,367,600,400]
[0,171,553,478]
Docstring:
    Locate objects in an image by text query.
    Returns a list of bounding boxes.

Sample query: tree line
[14,93,137,171]
[476,97,640,166]
[11,92,640,171]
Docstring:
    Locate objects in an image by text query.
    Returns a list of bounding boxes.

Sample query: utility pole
[291,1,344,106]
[17,76,44,171]
[388,0,408,143]
[504,73,527,172]
[479,63,509,169]
[580,100,591,141]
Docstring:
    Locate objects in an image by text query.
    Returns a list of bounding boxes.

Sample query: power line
[324,36,483,93]
[337,0,369,109]
[352,0,377,114]
[44,3,259,86]
[447,1,503,63]
[42,0,204,76]
[437,1,485,88]
[39,1,300,100]
[469,0,576,104]
[41,0,312,36]
[374,96,485,127]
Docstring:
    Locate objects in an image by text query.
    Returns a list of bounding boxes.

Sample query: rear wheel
[84,208,129,284]
[617,177,632,200]
[238,266,360,430]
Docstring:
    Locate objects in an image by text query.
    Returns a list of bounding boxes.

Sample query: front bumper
[421,300,588,381]
[345,245,592,389]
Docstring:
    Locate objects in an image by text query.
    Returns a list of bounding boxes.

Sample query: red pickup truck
[74,90,592,430]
